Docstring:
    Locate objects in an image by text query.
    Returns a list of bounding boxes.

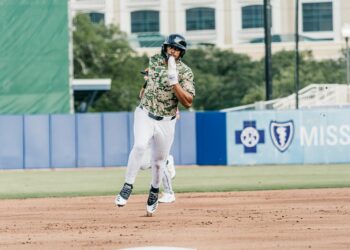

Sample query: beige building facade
[71,0,350,60]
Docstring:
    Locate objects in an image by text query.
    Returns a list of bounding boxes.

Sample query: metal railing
[221,84,350,112]
[272,84,350,110]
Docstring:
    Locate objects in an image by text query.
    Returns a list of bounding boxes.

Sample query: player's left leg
[147,119,176,215]
[159,159,176,203]
[166,155,176,179]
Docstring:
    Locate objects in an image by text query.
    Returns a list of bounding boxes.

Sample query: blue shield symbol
[269,120,294,152]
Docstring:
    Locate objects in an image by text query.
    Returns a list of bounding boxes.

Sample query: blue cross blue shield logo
[269,120,294,152]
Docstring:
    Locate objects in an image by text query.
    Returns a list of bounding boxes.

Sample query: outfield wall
[226,108,350,165]
[1,108,350,169]
[0,112,196,169]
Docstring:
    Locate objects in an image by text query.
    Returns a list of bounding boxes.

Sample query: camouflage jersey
[140,54,195,117]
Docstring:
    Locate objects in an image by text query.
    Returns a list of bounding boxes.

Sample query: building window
[302,2,333,32]
[186,7,215,31]
[242,5,264,29]
[131,10,159,33]
[88,12,104,24]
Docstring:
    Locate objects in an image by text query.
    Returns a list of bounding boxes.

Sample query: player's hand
[168,56,178,86]
[143,68,149,81]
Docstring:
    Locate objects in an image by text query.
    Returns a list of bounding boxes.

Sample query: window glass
[242,5,264,29]
[89,12,104,24]
[186,7,215,31]
[302,2,333,32]
[131,10,159,33]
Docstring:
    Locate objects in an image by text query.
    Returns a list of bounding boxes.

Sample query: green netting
[0,0,70,114]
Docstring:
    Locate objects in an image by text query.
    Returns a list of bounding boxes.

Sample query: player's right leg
[115,183,133,207]
[115,107,153,207]
[139,147,152,170]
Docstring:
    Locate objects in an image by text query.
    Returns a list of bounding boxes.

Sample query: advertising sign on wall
[226,108,350,165]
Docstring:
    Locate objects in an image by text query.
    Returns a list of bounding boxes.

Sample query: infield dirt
[0,188,350,250]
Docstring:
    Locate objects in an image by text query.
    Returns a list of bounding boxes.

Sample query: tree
[73,17,347,112]
[268,50,346,100]
[73,14,148,112]
[184,48,262,110]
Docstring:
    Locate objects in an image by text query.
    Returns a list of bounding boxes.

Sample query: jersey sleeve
[180,67,195,97]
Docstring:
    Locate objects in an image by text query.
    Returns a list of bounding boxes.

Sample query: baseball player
[139,69,177,203]
[115,34,195,215]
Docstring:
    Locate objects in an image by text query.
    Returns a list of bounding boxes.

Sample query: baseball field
[1,165,350,249]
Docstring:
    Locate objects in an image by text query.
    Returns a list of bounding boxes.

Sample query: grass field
[1,164,350,199]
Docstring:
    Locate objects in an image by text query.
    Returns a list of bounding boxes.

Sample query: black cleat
[115,183,133,207]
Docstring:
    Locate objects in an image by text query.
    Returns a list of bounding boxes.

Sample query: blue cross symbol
[235,121,265,153]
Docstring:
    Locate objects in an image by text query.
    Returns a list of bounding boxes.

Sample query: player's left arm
[173,67,195,108]
[167,57,195,108]
[172,84,193,108]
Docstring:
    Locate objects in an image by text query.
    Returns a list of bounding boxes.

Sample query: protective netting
[0,0,70,114]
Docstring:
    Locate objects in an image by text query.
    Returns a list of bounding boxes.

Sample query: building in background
[71,0,350,60]
[71,0,114,25]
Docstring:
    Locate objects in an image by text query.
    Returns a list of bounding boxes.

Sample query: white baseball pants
[125,106,176,189]
[140,152,174,194]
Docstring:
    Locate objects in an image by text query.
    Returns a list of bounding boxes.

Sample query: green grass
[1,164,350,199]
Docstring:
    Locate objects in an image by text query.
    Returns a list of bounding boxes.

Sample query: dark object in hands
[141,71,148,89]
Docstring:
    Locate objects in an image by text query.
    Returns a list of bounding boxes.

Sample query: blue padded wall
[0,115,23,169]
[0,111,197,169]
[76,114,103,167]
[171,111,197,165]
[2,108,350,169]
[127,112,134,155]
[171,120,181,164]
[196,112,227,165]
[103,112,130,166]
[179,112,197,164]
[227,110,303,165]
[50,114,76,168]
[24,115,50,169]
[226,108,350,165]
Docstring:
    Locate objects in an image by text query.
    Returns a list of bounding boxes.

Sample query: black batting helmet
[161,34,187,59]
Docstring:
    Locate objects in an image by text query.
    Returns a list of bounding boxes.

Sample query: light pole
[264,0,273,101]
[295,0,300,109]
[342,23,350,85]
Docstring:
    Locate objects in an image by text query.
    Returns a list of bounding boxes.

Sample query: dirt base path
[1,188,350,250]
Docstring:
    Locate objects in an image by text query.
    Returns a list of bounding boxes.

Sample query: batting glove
[168,56,178,86]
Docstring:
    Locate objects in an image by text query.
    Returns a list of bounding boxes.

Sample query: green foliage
[73,14,148,112]
[73,16,347,111]
[74,14,134,78]
[184,48,263,110]
[268,50,346,100]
